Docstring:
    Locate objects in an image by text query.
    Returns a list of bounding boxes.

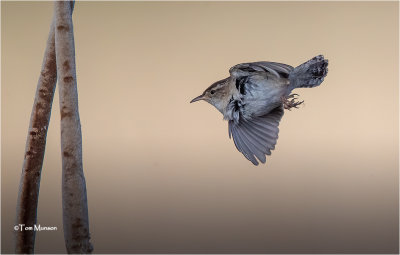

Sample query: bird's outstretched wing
[229,61,294,79]
[228,106,284,165]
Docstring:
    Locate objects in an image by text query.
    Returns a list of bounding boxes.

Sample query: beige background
[2,1,399,254]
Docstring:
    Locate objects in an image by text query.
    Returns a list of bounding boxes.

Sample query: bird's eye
[210,90,215,95]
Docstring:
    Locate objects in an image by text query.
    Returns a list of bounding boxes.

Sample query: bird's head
[190,77,230,113]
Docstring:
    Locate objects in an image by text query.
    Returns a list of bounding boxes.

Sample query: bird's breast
[241,78,288,117]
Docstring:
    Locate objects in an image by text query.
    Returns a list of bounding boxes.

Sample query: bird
[190,55,328,165]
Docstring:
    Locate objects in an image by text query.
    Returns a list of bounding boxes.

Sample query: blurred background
[2,1,398,253]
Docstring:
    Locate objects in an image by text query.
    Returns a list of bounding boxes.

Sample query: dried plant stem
[15,14,58,255]
[54,1,92,253]
[15,2,76,254]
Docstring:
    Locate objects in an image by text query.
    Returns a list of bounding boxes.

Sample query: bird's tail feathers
[289,55,328,90]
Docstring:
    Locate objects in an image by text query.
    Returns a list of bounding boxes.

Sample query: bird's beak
[190,94,205,103]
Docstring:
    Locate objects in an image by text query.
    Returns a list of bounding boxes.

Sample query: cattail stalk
[15,13,59,255]
[15,2,78,254]
[54,1,92,253]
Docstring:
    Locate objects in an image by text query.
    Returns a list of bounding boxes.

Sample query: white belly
[242,77,289,117]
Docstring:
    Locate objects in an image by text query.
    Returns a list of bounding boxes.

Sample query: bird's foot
[281,94,304,110]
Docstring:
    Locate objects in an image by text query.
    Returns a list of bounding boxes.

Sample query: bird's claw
[282,94,304,110]
[286,93,299,99]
